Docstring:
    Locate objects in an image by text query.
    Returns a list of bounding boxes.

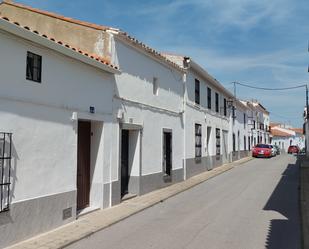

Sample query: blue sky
[18,0,309,127]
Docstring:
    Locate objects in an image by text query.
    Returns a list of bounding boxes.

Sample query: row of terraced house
[0,1,271,247]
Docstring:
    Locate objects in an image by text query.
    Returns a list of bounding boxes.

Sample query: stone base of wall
[0,190,76,248]
[232,150,250,161]
[185,155,224,179]
[105,168,184,205]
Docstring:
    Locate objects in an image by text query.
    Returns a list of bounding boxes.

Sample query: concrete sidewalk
[6,157,253,249]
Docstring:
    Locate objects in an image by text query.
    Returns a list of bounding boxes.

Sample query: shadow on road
[263,157,301,249]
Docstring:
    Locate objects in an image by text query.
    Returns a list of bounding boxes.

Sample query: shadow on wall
[263,160,301,249]
[0,137,19,226]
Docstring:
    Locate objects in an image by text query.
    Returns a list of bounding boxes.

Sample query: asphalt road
[68,154,300,249]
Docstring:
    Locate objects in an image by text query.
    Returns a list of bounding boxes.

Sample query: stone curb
[6,156,253,249]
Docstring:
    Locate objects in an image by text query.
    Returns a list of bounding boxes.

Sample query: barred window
[195,124,202,158]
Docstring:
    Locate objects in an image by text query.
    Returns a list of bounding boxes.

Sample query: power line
[233,81,307,91]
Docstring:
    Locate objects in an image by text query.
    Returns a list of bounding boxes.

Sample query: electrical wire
[233,81,307,91]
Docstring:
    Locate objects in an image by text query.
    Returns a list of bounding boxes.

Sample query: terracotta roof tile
[271,129,293,137]
[1,1,183,72]
[0,15,119,71]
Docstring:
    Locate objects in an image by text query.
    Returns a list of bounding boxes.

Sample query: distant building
[270,123,305,152]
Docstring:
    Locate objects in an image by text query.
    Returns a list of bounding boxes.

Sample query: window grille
[216,128,221,156]
[195,124,202,159]
[0,132,12,213]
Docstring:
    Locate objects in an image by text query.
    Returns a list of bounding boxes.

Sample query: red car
[288,145,300,154]
[252,144,272,158]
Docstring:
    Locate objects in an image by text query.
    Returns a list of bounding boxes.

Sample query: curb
[6,156,253,249]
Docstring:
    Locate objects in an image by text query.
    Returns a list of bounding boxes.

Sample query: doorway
[222,130,228,163]
[121,129,129,198]
[77,120,91,210]
[163,131,172,176]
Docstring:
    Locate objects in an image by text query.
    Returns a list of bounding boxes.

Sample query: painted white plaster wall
[114,39,183,112]
[0,30,115,115]
[185,70,230,159]
[0,30,115,204]
[90,121,104,209]
[129,130,140,177]
[112,38,185,177]
[272,135,305,152]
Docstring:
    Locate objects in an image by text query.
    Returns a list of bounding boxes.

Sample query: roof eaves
[189,60,234,99]
[115,32,185,73]
[0,16,120,74]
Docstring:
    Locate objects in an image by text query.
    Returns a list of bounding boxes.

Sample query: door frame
[119,123,143,200]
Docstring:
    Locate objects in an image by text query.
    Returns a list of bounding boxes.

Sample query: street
[67,154,300,249]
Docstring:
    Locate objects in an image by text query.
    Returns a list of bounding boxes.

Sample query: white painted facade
[271,125,305,152]
[0,4,273,248]
[0,20,118,248]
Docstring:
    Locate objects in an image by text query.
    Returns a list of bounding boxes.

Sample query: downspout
[182,71,187,180]
[183,57,190,180]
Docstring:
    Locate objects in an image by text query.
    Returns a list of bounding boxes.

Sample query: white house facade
[0,14,120,248]
[0,1,273,247]
[270,124,305,152]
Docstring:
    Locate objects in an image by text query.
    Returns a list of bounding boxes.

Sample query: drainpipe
[182,71,187,180]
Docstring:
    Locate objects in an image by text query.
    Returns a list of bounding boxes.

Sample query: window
[195,124,202,159]
[233,133,236,152]
[195,79,200,105]
[207,87,211,109]
[26,51,42,83]
[243,113,246,129]
[153,77,159,95]
[232,106,236,122]
[224,98,227,116]
[244,136,246,150]
[216,128,220,156]
[253,120,256,129]
[215,93,219,113]
[0,132,12,213]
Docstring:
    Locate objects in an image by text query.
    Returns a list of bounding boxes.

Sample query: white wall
[185,70,230,159]
[113,38,185,176]
[0,30,115,203]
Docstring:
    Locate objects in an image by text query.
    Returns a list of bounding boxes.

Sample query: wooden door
[121,130,129,197]
[77,121,91,210]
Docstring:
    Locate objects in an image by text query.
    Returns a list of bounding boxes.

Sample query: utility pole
[306,84,309,120]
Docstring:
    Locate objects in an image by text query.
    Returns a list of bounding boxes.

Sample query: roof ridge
[1,0,112,31]
[0,15,119,71]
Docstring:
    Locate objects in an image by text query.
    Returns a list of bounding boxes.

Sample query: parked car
[252,144,272,158]
[288,145,300,154]
[273,145,281,155]
[269,145,276,157]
